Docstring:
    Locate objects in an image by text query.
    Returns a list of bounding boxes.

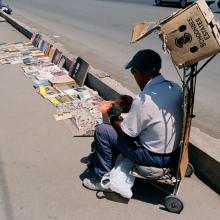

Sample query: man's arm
[111,119,129,137]
[108,103,130,137]
[98,95,134,137]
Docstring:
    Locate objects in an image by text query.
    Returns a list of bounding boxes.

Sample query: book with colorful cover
[33,80,49,88]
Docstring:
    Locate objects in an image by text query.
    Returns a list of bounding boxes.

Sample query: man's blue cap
[125,49,161,74]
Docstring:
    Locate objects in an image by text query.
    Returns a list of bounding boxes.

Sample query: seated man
[83,49,183,191]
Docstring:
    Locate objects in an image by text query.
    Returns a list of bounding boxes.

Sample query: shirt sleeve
[121,96,149,137]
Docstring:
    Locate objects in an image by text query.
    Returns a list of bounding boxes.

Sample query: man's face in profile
[131,68,147,90]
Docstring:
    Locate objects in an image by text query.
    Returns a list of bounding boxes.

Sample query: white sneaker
[82,177,111,192]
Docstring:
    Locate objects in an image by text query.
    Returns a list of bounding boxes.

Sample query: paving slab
[0,19,220,220]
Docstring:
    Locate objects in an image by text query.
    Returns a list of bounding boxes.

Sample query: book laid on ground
[33,80,49,88]
[36,71,54,81]
[49,75,76,87]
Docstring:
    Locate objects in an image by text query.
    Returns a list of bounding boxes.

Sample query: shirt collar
[143,74,166,90]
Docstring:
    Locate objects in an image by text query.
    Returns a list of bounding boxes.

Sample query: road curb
[189,143,220,194]
[0,10,219,194]
[0,10,33,39]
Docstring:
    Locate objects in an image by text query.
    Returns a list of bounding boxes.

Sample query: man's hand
[98,101,115,114]
[98,99,129,137]
[116,95,133,113]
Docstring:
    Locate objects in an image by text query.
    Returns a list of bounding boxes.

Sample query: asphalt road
[6,0,220,139]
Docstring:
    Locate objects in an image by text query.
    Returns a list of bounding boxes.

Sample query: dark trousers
[93,124,176,178]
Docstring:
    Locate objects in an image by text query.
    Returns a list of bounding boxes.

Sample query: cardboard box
[131,0,220,68]
[160,0,220,67]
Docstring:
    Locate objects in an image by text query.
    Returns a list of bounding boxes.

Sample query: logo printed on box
[175,33,192,48]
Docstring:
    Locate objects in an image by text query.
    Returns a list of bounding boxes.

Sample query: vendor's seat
[130,164,177,185]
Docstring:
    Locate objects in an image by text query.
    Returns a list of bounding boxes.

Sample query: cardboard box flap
[159,2,198,26]
[213,26,220,46]
[217,20,220,30]
[159,8,185,25]
[131,21,158,43]
[197,0,214,24]
[130,8,190,43]
[212,20,220,30]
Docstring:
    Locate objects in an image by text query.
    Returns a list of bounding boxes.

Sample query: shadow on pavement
[80,156,90,165]
[100,178,166,205]
[0,153,15,220]
[79,164,166,206]
[94,178,166,206]
[96,191,130,204]
[132,178,165,205]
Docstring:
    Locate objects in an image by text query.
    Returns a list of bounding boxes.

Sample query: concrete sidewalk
[0,19,220,220]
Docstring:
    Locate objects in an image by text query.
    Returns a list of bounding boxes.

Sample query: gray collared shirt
[121,74,183,154]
